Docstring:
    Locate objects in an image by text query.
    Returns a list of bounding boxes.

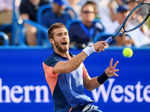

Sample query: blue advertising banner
[0,48,150,112]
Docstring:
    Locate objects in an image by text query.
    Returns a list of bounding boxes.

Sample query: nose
[62,33,68,38]
[61,35,68,41]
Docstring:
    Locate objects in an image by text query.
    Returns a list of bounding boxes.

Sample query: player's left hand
[105,58,119,77]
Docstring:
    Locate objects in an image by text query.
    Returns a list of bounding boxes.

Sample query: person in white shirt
[66,0,81,18]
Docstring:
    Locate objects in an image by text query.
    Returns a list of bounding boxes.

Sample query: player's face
[51,27,70,53]
[81,4,96,23]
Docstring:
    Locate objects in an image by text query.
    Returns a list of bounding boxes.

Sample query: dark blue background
[0,47,150,112]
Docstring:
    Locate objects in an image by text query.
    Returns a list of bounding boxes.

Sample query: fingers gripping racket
[105,2,150,43]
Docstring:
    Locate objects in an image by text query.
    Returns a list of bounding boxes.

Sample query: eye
[56,33,63,37]
[64,32,68,36]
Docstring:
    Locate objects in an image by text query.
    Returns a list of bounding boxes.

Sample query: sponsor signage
[0,48,149,112]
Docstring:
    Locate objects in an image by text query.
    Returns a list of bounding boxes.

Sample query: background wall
[0,48,150,112]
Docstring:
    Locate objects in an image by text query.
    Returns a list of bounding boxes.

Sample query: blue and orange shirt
[43,52,93,112]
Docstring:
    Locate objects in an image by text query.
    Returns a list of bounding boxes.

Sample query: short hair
[81,1,98,15]
[48,23,66,39]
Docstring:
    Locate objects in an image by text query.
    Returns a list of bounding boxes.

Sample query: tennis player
[43,23,119,112]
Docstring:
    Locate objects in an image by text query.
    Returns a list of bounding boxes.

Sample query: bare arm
[53,51,88,74]
[53,41,108,74]
[83,58,119,91]
[83,66,100,91]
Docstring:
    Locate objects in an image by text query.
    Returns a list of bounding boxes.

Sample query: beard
[53,40,68,53]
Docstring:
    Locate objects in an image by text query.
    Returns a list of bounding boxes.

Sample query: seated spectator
[115,4,150,47]
[106,3,134,46]
[66,0,81,19]
[0,0,13,45]
[68,1,105,49]
[109,4,150,47]
[115,5,134,46]
[19,0,49,46]
[41,0,72,28]
[144,17,150,37]
[125,0,150,47]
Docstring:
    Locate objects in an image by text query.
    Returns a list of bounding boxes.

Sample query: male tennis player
[43,23,119,112]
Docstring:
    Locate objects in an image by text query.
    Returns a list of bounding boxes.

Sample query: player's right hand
[93,41,108,52]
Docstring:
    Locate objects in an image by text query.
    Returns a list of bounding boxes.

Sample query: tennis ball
[123,48,133,58]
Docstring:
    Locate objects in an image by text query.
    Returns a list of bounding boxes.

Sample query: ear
[50,39,54,45]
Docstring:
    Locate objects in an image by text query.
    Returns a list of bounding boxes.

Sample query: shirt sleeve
[19,1,29,14]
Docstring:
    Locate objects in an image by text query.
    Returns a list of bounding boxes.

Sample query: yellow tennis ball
[123,48,133,58]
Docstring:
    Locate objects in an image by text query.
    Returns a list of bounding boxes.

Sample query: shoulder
[62,12,72,19]
[93,20,103,28]
[44,53,60,67]
[19,0,28,9]
[69,20,81,29]
[93,19,105,31]
[70,20,80,25]
[43,8,52,15]
[20,0,32,7]
[19,0,35,12]
[20,0,28,5]
[40,0,49,6]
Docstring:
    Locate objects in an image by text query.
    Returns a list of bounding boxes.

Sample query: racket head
[123,2,150,32]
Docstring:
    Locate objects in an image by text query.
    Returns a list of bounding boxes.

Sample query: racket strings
[124,3,150,31]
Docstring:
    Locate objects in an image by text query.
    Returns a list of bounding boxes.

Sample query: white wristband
[83,44,96,56]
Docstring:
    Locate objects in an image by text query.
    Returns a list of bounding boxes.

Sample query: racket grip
[105,37,112,44]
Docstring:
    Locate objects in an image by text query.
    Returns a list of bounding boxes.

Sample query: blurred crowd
[0,0,150,48]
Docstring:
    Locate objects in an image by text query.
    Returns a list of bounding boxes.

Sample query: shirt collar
[53,51,73,60]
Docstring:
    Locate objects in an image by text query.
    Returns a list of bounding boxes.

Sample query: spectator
[41,0,72,28]
[0,0,13,27]
[108,4,150,47]
[124,0,150,47]
[68,1,105,49]
[111,5,134,46]
[0,0,13,45]
[66,0,81,18]
[19,0,49,45]
[144,17,150,37]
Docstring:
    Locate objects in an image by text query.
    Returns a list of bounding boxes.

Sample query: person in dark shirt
[19,0,49,45]
[41,0,72,28]
[43,23,119,112]
[20,0,49,22]
[68,1,105,49]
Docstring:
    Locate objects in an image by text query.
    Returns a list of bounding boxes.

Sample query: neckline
[53,51,73,60]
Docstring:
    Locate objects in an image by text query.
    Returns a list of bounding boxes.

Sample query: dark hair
[48,23,66,39]
[81,1,98,14]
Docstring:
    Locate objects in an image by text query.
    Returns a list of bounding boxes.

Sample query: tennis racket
[105,1,150,43]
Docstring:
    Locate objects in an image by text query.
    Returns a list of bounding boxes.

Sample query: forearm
[63,51,88,72]
[85,73,109,91]
[53,51,88,74]
[84,58,119,91]
[53,44,97,74]
[53,41,108,74]
[85,77,100,91]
